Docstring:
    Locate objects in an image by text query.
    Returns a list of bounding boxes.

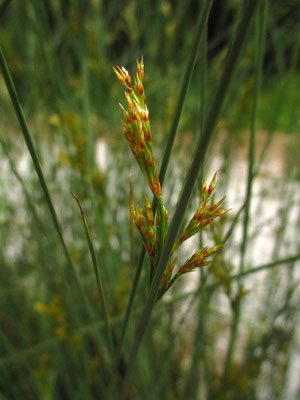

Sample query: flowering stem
[112,0,213,378]
[120,1,259,396]
[156,274,179,302]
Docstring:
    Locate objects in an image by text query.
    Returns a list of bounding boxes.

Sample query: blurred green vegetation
[0,1,299,399]
[0,0,299,131]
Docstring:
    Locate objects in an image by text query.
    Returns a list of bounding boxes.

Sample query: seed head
[136,56,144,82]
[114,58,161,198]
[172,174,229,254]
[113,66,132,92]
[178,245,223,275]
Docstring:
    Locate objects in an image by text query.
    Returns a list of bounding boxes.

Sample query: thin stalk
[114,0,213,371]
[129,176,135,268]
[72,193,113,349]
[240,3,267,278]
[158,0,213,189]
[1,251,298,370]
[155,196,165,270]
[0,137,45,232]
[183,27,209,399]
[220,1,268,390]
[121,1,259,397]
[0,47,104,353]
[0,46,76,286]
[107,195,165,396]
[223,202,246,244]
[115,249,144,358]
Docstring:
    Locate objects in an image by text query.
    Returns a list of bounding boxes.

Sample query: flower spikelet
[158,257,177,296]
[131,195,157,260]
[177,245,223,276]
[114,58,161,198]
[172,173,228,254]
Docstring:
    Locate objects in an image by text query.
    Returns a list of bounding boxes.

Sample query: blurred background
[0,0,299,399]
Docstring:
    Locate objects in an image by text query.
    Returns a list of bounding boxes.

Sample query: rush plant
[114,58,228,302]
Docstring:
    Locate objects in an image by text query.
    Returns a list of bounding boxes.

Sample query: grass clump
[0,1,299,399]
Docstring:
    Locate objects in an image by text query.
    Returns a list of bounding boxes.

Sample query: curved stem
[0,45,108,382]
[72,193,113,351]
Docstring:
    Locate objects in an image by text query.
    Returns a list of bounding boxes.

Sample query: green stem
[0,46,104,352]
[0,46,75,285]
[2,251,298,370]
[112,0,214,379]
[72,193,113,350]
[184,26,208,396]
[220,1,268,391]
[158,1,213,189]
[0,137,45,233]
[120,2,259,397]
[184,28,209,398]
[155,196,165,270]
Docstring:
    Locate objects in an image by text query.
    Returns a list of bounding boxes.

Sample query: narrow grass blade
[72,193,113,349]
[1,251,298,370]
[220,1,268,390]
[0,46,103,349]
[183,27,209,398]
[223,202,246,244]
[0,46,75,281]
[158,0,213,188]
[120,1,260,397]
[0,137,45,232]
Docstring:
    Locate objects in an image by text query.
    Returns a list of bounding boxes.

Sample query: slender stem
[0,137,45,233]
[158,0,213,189]
[120,1,259,397]
[155,196,165,271]
[2,251,298,370]
[106,195,165,396]
[115,250,144,355]
[0,46,104,349]
[129,176,135,268]
[220,1,268,390]
[183,27,208,398]
[114,0,213,374]
[223,202,246,244]
[0,46,76,285]
[72,193,113,349]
